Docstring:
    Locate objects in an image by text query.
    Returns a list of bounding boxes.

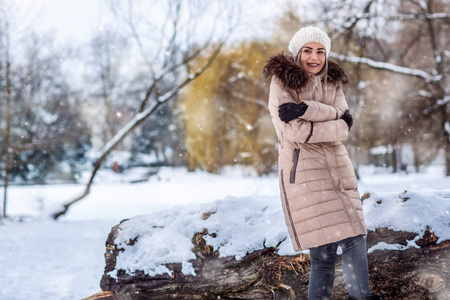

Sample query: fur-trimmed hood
[263,53,349,90]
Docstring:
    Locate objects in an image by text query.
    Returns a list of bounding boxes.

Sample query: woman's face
[299,42,326,75]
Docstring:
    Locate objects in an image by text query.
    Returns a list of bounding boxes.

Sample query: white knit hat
[288,26,331,59]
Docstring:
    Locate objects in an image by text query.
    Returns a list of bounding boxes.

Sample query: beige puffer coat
[264,54,367,251]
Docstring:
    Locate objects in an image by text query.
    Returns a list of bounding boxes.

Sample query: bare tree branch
[51,0,240,219]
[393,12,450,20]
[52,33,230,219]
[329,52,443,82]
[230,92,268,111]
[423,95,450,115]
[137,1,225,113]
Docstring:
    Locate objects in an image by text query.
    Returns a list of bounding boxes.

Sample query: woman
[263,26,383,300]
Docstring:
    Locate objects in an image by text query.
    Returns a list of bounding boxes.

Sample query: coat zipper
[281,169,301,249]
[290,149,300,184]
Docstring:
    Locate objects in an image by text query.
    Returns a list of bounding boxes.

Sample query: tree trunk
[391,144,398,173]
[442,107,450,177]
[100,223,310,300]
[446,140,450,177]
[1,21,12,218]
[94,222,450,299]
[412,142,421,173]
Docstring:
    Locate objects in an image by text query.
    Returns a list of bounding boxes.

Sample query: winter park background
[0,1,449,299]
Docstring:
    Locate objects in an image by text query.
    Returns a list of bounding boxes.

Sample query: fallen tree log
[364,228,449,299]
[93,221,450,300]
[99,223,311,299]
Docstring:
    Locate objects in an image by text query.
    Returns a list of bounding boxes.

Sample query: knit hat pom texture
[289,26,331,59]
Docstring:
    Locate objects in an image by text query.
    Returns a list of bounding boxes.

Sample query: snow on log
[93,190,450,299]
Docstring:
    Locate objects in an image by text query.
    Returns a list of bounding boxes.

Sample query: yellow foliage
[180,40,278,174]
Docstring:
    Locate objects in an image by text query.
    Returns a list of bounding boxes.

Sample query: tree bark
[82,291,119,300]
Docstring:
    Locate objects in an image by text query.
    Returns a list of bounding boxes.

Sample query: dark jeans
[308,234,371,300]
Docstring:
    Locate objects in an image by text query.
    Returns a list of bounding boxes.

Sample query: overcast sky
[13,0,295,47]
[16,0,116,45]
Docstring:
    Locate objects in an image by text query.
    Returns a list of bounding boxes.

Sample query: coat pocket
[289,149,300,184]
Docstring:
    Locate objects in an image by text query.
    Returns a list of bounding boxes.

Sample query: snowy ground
[0,165,449,300]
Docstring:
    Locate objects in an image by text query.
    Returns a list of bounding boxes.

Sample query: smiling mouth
[307,63,320,67]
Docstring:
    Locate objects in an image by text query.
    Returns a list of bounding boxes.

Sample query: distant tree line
[1,0,239,218]
[0,0,449,217]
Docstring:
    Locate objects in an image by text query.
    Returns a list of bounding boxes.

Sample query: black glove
[340,109,353,131]
[278,102,308,123]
